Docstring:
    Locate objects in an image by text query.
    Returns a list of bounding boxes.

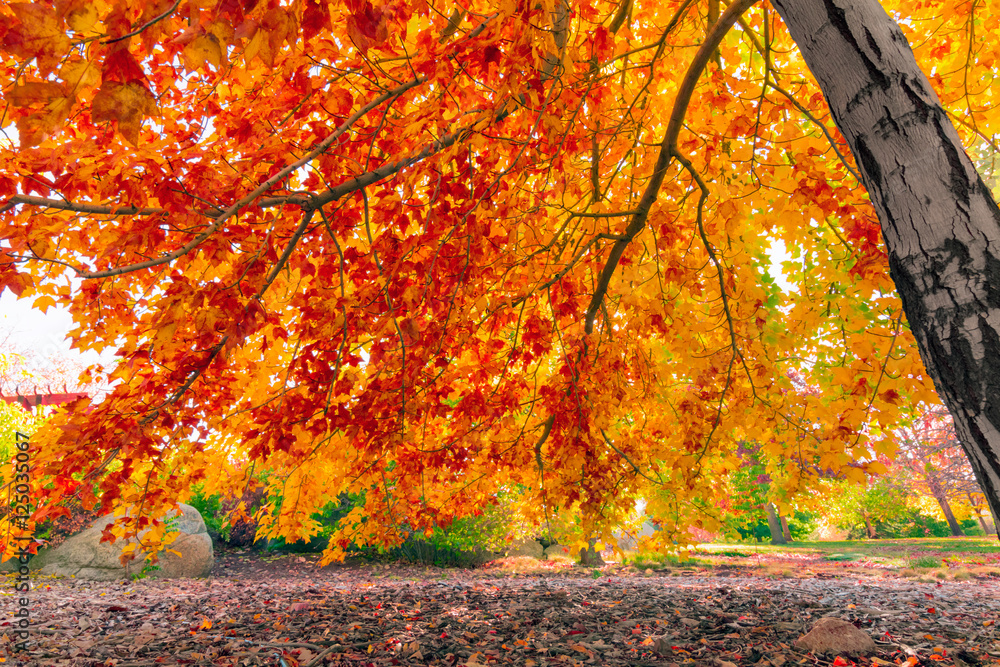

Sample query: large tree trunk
[765,503,787,544]
[772,0,1000,538]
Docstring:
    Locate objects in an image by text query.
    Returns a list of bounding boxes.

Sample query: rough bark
[780,515,792,542]
[579,537,605,567]
[765,504,787,544]
[927,479,964,536]
[772,0,1000,536]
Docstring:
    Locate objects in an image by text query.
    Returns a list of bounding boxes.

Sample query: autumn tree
[890,405,994,536]
[3,0,1000,558]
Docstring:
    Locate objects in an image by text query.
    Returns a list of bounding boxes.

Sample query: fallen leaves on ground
[0,552,998,666]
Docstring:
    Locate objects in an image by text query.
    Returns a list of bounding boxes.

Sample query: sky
[0,290,109,396]
[0,291,81,359]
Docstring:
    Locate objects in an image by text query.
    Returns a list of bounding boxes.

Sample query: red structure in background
[0,388,88,411]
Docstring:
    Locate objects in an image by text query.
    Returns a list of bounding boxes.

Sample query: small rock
[543,544,570,559]
[679,617,700,627]
[794,617,876,656]
[774,621,802,631]
[507,539,544,559]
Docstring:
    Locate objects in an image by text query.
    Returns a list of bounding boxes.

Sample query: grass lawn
[619,536,1000,579]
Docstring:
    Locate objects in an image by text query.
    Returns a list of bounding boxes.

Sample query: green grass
[724,537,998,559]
[624,537,1000,573]
[796,537,999,555]
[823,552,863,562]
[910,556,942,568]
[623,551,708,569]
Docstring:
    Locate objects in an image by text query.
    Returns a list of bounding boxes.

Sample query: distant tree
[827,478,910,539]
[891,405,995,536]
[721,442,815,544]
[0,330,94,404]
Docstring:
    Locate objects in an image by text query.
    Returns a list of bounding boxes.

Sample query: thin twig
[103,0,182,44]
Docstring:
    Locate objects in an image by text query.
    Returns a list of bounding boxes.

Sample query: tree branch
[103,0,182,44]
[0,195,181,217]
[734,15,862,183]
[41,78,426,280]
[583,0,759,334]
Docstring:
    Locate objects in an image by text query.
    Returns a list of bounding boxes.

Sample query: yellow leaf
[61,60,101,92]
[243,29,265,66]
[184,34,224,72]
[65,2,99,33]
[33,295,56,313]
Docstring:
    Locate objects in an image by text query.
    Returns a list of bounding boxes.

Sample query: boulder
[20,504,213,581]
[794,617,876,656]
[507,538,544,559]
[543,544,571,560]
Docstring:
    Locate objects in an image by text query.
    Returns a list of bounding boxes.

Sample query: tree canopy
[1,0,995,558]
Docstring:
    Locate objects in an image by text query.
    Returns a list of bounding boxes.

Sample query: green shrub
[188,487,224,540]
[841,506,981,539]
[960,518,985,536]
[264,493,361,553]
[395,535,492,567]
[392,497,525,567]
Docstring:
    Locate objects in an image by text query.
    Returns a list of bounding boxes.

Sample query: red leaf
[102,48,147,84]
[302,0,332,41]
[345,0,389,52]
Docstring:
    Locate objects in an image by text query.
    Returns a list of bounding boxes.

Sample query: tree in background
[890,405,995,536]
[0,330,93,403]
[3,0,1000,558]
[720,441,817,544]
[0,336,62,466]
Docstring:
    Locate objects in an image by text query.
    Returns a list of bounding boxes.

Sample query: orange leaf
[9,82,65,106]
[91,81,157,145]
[2,3,71,75]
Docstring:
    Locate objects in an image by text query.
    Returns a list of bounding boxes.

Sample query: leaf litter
[1,552,998,666]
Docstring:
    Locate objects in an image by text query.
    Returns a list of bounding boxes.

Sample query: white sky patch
[767,239,795,294]
[0,290,109,378]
